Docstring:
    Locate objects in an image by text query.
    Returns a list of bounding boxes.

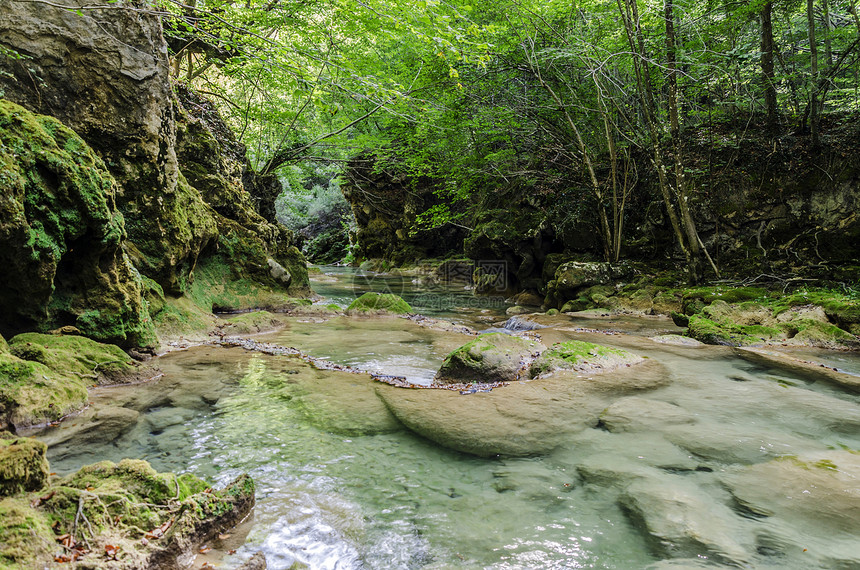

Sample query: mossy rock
[1,333,143,429]
[686,314,763,346]
[347,292,412,314]
[545,309,559,316]
[0,456,256,569]
[8,333,137,384]
[0,433,49,497]
[434,333,545,385]
[0,496,56,568]
[529,340,644,378]
[680,287,770,316]
[0,100,156,348]
[221,311,288,335]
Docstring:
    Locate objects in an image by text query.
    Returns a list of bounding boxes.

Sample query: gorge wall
[0,0,308,347]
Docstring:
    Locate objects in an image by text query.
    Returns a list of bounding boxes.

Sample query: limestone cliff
[0,0,309,347]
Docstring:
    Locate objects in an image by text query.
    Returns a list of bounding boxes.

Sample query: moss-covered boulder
[0,433,49,496]
[434,333,545,385]
[0,100,157,349]
[1,333,145,429]
[546,262,633,308]
[686,298,858,348]
[529,340,644,378]
[347,292,412,314]
[0,457,256,569]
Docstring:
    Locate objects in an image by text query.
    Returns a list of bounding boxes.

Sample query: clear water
[29,267,860,569]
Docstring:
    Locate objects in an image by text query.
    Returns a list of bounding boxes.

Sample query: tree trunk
[760,1,778,131]
[808,0,820,145]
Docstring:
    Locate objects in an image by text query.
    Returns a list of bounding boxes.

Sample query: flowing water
[28,267,860,569]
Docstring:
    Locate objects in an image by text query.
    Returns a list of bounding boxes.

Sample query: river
[28,267,860,569]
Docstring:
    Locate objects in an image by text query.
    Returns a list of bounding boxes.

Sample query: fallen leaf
[227,549,237,555]
[217,533,231,540]
[54,555,71,563]
[199,545,211,554]
[31,490,56,508]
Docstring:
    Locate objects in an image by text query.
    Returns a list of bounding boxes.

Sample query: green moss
[686,315,761,346]
[0,433,49,497]
[546,308,559,316]
[347,292,412,314]
[529,340,641,377]
[0,497,56,568]
[681,286,771,315]
[221,311,287,334]
[9,333,135,382]
[0,333,143,428]
[0,352,88,428]
[0,100,157,349]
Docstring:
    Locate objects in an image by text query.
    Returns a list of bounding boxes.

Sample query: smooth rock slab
[600,397,696,433]
[734,347,860,392]
[378,359,668,457]
[620,476,753,566]
[722,451,860,535]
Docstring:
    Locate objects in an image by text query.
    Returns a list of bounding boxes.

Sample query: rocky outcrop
[0,0,309,344]
[0,0,220,293]
[0,100,156,348]
[340,153,467,264]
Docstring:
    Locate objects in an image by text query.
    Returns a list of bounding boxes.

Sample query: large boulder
[434,333,545,385]
[0,100,156,348]
[545,261,633,308]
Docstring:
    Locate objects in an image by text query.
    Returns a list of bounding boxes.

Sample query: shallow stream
[29,267,860,569]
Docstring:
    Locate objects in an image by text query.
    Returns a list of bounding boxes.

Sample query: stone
[722,451,860,535]
[529,340,644,378]
[600,397,695,433]
[620,477,753,565]
[649,335,704,347]
[378,359,668,457]
[434,333,545,385]
[505,305,531,316]
[347,292,412,314]
[660,421,817,465]
[734,347,860,392]
[0,433,49,496]
[510,291,544,307]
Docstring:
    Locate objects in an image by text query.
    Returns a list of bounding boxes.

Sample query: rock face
[0,0,218,293]
[340,153,467,264]
[0,101,157,347]
[0,0,309,342]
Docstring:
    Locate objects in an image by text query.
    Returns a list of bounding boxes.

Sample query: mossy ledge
[0,333,151,431]
[0,445,255,570]
[529,340,644,378]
